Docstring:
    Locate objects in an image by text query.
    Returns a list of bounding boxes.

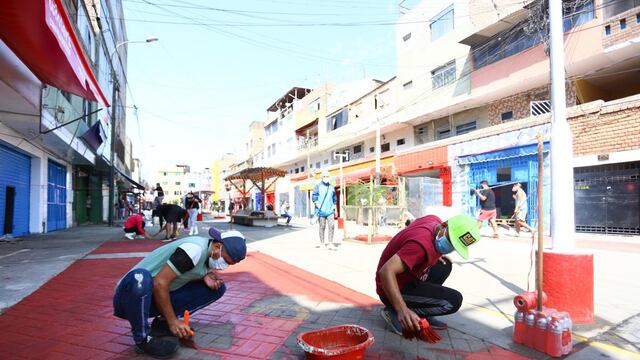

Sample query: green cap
[447,214,480,260]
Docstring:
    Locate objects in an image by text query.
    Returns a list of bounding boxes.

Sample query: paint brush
[179,310,198,349]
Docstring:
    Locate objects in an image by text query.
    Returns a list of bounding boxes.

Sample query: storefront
[450,124,551,231]
[0,143,31,237]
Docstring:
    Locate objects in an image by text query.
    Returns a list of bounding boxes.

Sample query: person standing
[475,180,499,238]
[184,192,201,236]
[312,170,337,250]
[512,183,535,237]
[154,183,165,209]
[376,214,480,335]
[113,227,247,358]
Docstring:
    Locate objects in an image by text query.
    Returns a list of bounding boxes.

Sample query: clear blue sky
[122,0,419,180]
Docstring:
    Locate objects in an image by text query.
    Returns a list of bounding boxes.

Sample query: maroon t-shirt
[375,215,442,299]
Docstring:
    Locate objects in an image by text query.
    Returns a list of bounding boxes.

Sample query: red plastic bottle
[524,310,536,348]
[513,311,526,344]
[545,315,563,357]
[534,311,549,352]
[562,313,573,355]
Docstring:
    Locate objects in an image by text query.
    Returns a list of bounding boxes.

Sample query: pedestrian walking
[117,196,126,220]
[154,204,188,241]
[154,183,164,209]
[113,227,247,358]
[512,183,535,237]
[228,201,235,223]
[475,180,499,238]
[312,170,337,250]
[123,213,154,240]
[376,214,480,335]
[184,192,201,236]
[281,200,292,225]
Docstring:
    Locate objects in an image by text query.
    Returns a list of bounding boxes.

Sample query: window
[620,19,627,30]
[174,191,181,196]
[370,146,375,153]
[310,163,313,168]
[501,111,514,122]
[375,89,391,109]
[327,109,348,132]
[353,145,362,154]
[397,138,406,146]
[563,0,594,31]
[271,143,276,155]
[309,98,320,113]
[430,5,454,42]
[162,181,168,185]
[324,159,329,164]
[61,90,72,102]
[295,168,299,174]
[381,143,390,152]
[316,161,321,168]
[175,182,181,185]
[416,125,429,144]
[403,81,413,90]
[455,121,477,135]
[301,166,305,172]
[637,13,640,23]
[403,33,412,41]
[188,183,196,188]
[604,0,640,19]
[437,128,451,140]
[431,61,456,89]
[605,25,611,35]
[497,167,511,182]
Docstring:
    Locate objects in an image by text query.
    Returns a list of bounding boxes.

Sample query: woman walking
[184,192,201,235]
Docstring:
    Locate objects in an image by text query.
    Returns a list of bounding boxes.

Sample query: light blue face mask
[209,256,229,270]
[434,229,454,255]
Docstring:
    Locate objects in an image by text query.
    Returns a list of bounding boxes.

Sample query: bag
[310,183,330,225]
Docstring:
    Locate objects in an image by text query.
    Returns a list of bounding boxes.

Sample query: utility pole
[548,0,575,248]
[107,72,119,227]
[375,118,381,185]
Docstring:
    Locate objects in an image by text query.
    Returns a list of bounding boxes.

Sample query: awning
[457,142,550,165]
[459,8,529,47]
[0,0,109,105]
[116,168,145,190]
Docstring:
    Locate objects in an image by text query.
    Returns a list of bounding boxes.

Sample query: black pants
[380,259,462,317]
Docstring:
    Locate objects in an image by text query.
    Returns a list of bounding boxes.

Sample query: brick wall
[487,82,577,125]
[602,7,640,49]
[569,99,640,157]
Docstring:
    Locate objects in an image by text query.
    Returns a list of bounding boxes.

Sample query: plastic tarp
[457,142,550,165]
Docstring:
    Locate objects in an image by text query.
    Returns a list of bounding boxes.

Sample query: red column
[440,167,452,206]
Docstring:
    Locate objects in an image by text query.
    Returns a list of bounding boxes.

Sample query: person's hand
[475,189,480,194]
[169,319,192,338]
[204,272,224,290]
[397,307,421,333]
[439,255,452,265]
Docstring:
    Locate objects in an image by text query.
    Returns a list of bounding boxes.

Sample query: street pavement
[0,217,638,359]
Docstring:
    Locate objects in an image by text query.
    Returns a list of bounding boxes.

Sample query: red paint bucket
[297,324,375,360]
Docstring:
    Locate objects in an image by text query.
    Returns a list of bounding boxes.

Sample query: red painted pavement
[0,241,525,359]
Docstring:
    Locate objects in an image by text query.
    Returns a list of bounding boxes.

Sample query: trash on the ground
[297,324,374,359]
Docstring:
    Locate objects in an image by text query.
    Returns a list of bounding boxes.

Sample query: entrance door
[575,162,640,234]
[0,143,30,236]
[47,160,67,231]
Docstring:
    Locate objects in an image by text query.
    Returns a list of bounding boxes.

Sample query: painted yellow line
[462,302,640,359]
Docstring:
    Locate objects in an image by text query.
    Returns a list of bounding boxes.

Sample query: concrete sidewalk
[0,238,534,359]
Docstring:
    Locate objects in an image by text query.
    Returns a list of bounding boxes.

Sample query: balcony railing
[297,136,319,151]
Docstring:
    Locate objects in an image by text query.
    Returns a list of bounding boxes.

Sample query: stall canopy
[116,168,144,191]
[457,142,550,165]
[0,0,109,106]
[225,167,287,211]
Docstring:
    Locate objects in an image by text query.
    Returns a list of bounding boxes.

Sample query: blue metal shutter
[47,160,67,231]
[0,143,31,236]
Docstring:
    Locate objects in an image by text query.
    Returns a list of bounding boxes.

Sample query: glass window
[501,111,514,122]
[381,143,390,152]
[430,5,454,42]
[397,138,406,146]
[437,128,451,140]
[620,19,627,29]
[563,0,595,30]
[175,182,181,185]
[316,161,321,168]
[326,109,348,132]
[353,145,362,154]
[455,121,477,135]
[603,0,639,19]
[431,61,456,89]
[605,25,611,35]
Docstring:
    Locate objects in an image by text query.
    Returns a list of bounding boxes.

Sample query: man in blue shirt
[312,170,338,250]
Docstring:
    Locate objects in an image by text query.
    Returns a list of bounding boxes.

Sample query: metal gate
[0,143,30,236]
[574,162,640,234]
[293,186,308,218]
[47,160,67,232]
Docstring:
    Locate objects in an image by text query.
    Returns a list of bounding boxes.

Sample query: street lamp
[107,37,158,226]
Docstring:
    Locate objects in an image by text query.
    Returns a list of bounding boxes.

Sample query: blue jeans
[113,269,226,343]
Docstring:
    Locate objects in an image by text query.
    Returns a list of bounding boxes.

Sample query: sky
[122,0,421,181]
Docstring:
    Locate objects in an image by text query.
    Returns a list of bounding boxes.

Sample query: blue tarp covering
[457,142,550,165]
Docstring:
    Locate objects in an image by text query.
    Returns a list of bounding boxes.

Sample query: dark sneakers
[426,316,448,330]
[380,307,402,335]
[135,336,178,359]
[150,317,173,338]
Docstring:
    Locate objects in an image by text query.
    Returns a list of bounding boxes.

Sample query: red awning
[0,0,109,106]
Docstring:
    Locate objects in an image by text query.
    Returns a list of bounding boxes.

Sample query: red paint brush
[416,318,442,343]
[179,310,198,349]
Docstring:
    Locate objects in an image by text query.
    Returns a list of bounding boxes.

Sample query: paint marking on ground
[0,249,30,260]
[83,252,150,260]
[463,302,640,359]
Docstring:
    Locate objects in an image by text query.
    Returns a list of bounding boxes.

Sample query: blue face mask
[435,230,454,255]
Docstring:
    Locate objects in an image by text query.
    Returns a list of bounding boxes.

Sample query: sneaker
[162,237,173,242]
[426,316,448,330]
[150,317,172,338]
[135,336,178,359]
[125,233,135,240]
[380,308,402,335]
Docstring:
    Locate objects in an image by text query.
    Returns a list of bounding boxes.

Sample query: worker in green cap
[375,214,480,335]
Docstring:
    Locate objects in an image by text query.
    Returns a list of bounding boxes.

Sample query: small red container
[297,325,375,360]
